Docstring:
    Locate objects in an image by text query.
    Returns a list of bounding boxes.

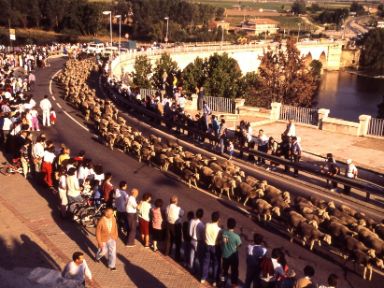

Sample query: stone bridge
[111,40,344,80]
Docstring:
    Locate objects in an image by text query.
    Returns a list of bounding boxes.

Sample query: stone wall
[340,48,361,69]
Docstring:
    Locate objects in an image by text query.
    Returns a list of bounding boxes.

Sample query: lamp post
[115,15,122,55]
[102,10,113,47]
[297,23,301,43]
[164,16,169,45]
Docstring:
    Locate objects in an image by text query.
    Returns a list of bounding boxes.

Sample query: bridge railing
[198,96,235,114]
[139,88,157,100]
[280,104,319,126]
[368,117,384,137]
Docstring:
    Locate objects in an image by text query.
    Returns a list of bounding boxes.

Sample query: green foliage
[350,1,365,16]
[252,39,318,108]
[182,53,243,99]
[240,72,261,107]
[152,53,180,95]
[359,28,384,75]
[133,55,152,89]
[316,8,349,25]
[291,0,306,15]
[310,60,323,79]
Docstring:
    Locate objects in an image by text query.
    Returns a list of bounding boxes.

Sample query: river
[316,71,384,121]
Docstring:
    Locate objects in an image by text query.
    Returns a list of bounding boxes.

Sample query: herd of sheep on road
[55,58,384,281]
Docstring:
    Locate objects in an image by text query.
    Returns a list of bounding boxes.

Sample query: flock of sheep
[55,58,384,281]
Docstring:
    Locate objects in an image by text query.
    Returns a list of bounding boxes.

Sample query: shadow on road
[0,234,61,270]
[117,253,167,288]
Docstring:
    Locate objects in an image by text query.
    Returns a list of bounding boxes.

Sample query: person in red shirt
[102,172,114,207]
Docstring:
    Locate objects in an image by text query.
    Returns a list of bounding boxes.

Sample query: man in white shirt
[32,135,46,172]
[257,129,269,165]
[114,181,128,233]
[189,208,205,273]
[344,159,358,195]
[126,188,139,246]
[201,211,221,286]
[164,195,184,261]
[39,95,52,126]
[62,251,92,286]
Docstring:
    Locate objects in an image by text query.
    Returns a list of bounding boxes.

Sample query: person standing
[291,136,302,177]
[62,251,92,287]
[138,193,152,248]
[244,233,267,288]
[189,208,205,274]
[151,198,164,252]
[294,265,316,288]
[96,207,118,270]
[202,100,211,132]
[344,159,358,195]
[319,274,338,288]
[101,172,114,207]
[218,119,227,155]
[114,181,128,234]
[325,153,340,192]
[220,218,242,287]
[201,211,221,286]
[284,119,296,137]
[257,129,269,165]
[164,195,184,262]
[41,145,56,189]
[39,95,52,127]
[126,188,139,247]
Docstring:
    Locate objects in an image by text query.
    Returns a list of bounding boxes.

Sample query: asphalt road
[30,57,384,288]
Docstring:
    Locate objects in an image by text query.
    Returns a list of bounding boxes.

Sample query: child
[50,109,57,125]
[228,140,234,160]
[30,108,40,131]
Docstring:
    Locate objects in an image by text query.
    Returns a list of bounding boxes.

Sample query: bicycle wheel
[80,207,97,228]
[68,202,85,221]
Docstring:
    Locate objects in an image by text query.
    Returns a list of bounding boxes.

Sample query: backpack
[259,256,275,281]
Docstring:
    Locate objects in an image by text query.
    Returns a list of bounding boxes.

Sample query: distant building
[240,18,279,35]
[210,20,231,31]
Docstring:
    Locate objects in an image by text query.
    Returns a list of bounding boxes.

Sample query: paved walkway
[0,152,202,288]
[252,121,384,175]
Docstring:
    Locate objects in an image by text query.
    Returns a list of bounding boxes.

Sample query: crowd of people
[0,46,346,288]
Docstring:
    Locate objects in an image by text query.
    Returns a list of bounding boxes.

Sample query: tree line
[0,0,224,42]
[132,39,322,108]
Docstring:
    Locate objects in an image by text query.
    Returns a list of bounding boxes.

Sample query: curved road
[32,57,383,287]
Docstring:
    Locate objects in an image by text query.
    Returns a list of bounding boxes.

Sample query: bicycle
[80,202,106,228]
[68,196,93,222]
[0,159,23,176]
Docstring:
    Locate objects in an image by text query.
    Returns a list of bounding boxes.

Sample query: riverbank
[345,68,384,79]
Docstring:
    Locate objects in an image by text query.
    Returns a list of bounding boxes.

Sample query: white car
[86,43,105,55]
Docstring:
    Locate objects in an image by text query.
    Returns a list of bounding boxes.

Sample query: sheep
[141,144,155,163]
[210,172,236,200]
[296,221,332,250]
[245,175,259,187]
[182,168,200,188]
[252,199,279,222]
[199,166,214,187]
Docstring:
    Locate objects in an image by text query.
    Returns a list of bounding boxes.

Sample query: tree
[255,39,318,108]
[182,53,243,99]
[182,57,206,93]
[151,53,180,95]
[350,1,365,16]
[133,55,152,89]
[291,0,306,15]
[359,28,384,75]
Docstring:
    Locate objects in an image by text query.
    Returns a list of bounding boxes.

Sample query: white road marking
[49,69,89,132]
[49,69,62,95]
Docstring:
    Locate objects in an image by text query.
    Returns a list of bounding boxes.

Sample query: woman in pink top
[150,198,164,252]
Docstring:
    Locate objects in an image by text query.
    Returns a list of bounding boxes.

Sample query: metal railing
[368,117,384,137]
[280,104,318,126]
[198,96,235,114]
[139,88,157,100]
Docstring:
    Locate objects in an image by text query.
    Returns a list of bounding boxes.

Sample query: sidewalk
[0,152,201,288]
[252,121,384,175]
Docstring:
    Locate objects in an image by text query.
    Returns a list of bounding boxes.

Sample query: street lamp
[102,10,113,47]
[115,15,122,55]
[164,16,169,44]
[297,23,301,43]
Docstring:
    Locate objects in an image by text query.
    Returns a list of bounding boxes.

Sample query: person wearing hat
[344,159,358,195]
